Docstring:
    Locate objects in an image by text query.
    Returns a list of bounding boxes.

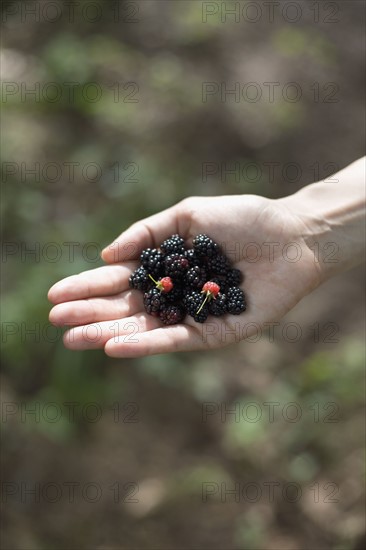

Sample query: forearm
[280,157,366,281]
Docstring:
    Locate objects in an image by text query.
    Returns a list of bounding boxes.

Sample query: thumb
[101,202,186,263]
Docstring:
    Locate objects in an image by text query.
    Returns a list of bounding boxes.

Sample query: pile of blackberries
[129,234,246,325]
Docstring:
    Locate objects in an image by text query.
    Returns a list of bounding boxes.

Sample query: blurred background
[1,0,365,548]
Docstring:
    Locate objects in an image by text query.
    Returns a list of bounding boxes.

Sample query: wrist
[279,157,366,282]
[279,193,337,283]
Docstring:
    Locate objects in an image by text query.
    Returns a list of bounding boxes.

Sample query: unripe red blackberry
[155,276,174,293]
[201,281,220,298]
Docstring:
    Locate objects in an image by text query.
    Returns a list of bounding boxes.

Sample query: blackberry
[184,291,209,323]
[130,233,246,325]
[186,266,207,289]
[212,269,242,293]
[165,254,189,278]
[225,268,242,288]
[193,234,220,258]
[129,267,151,291]
[143,288,167,317]
[208,293,227,316]
[160,234,185,255]
[184,248,206,267]
[159,305,186,325]
[165,284,185,303]
[227,287,246,315]
[207,254,230,276]
[140,248,164,278]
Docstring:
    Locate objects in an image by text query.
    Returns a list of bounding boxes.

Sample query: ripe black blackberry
[129,267,151,291]
[165,284,184,304]
[165,254,189,278]
[184,248,203,267]
[140,248,164,278]
[225,268,242,288]
[159,305,186,325]
[184,291,209,323]
[143,288,167,317]
[131,233,246,325]
[193,234,220,258]
[208,293,227,316]
[227,287,246,315]
[186,266,207,289]
[160,234,185,255]
[207,254,230,276]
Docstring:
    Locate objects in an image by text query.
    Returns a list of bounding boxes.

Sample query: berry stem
[148,274,158,285]
[196,291,211,315]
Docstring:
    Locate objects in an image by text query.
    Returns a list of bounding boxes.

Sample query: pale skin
[48,157,365,357]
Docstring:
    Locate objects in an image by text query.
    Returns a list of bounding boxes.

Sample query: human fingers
[49,289,142,326]
[62,312,160,350]
[104,322,210,358]
[47,262,136,304]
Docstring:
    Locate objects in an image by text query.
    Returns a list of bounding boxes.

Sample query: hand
[48,195,322,357]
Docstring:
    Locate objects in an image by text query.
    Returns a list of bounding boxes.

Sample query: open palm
[48,195,322,357]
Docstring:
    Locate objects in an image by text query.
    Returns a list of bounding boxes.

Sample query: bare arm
[281,157,366,280]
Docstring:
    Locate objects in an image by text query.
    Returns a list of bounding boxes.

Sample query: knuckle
[178,196,200,210]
